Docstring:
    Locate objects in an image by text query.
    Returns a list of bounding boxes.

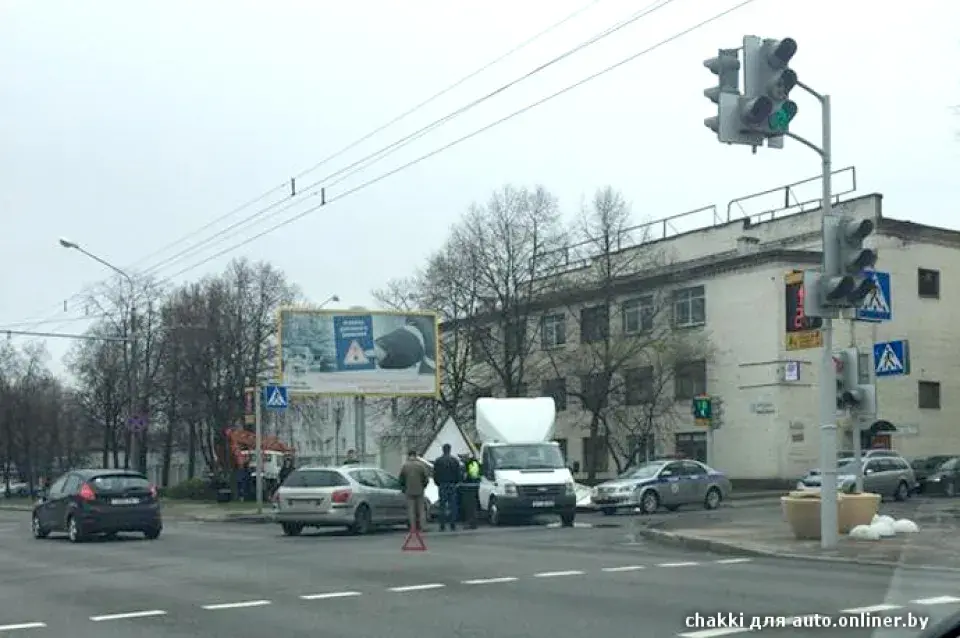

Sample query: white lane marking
[678,627,751,638]
[0,623,47,632]
[912,595,960,606]
[601,565,645,572]
[201,600,272,610]
[388,583,445,592]
[546,522,593,528]
[841,604,903,613]
[300,591,363,600]
[533,570,585,578]
[90,610,167,622]
[713,558,752,564]
[462,577,518,585]
[658,561,699,567]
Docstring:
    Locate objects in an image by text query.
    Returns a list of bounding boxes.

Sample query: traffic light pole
[785,83,837,549]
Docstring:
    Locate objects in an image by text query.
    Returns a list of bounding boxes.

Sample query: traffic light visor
[848,277,876,304]
[742,96,773,125]
[768,38,797,68]
[850,248,878,272]
[844,218,875,242]
[825,276,855,300]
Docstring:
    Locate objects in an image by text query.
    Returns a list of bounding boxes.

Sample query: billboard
[277,308,440,397]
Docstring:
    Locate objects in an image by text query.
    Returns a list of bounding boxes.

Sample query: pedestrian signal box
[693,395,713,427]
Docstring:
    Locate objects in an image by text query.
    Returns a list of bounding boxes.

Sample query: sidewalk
[0,498,273,523]
[632,496,960,571]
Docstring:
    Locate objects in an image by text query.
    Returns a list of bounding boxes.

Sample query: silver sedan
[590,459,732,515]
[272,465,410,535]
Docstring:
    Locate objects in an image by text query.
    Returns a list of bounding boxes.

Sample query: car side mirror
[570,461,581,474]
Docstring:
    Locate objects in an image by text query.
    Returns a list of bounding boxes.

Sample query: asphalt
[1,509,958,638]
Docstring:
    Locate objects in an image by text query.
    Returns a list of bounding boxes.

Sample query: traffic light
[703,49,764,147]
[742,36,798,148]
[692,395,713,428]
[821,215,878,307]
[834,348,877,416]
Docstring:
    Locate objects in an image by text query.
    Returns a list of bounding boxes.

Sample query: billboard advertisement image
[278,308,440,397]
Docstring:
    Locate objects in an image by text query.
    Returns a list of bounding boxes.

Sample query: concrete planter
[781,490,882,540]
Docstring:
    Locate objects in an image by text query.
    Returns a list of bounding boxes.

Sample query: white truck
[475,397,577,527]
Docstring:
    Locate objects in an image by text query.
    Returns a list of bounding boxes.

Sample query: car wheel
[488,497,502,526]
[67,516,84,543]
[895,481,909,502]
[281,522,303,536]
[600,507,617,516]
[704,487,722,510]
[31,515,49,539]
[639,489,659,515]
[143,526,162,540]
[350,505,372,535]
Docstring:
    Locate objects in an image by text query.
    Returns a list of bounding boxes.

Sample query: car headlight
[565,482,575,496]
[929,476,941,482]
[502,481,518,496]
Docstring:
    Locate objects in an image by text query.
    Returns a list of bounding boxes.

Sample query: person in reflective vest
[461,455,481,529]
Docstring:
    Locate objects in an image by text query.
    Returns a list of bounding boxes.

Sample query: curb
[633,527,960,574]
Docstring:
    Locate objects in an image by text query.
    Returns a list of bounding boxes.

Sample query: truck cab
[475,397,577,527]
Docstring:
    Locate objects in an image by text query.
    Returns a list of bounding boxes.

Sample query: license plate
[532,500,554,508]
[111,498,139,505]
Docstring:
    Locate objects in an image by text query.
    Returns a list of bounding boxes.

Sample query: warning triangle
[861,276,890,314]
[343,340,369,366]
[876,345,903,374]
[401,529,427,551]
[266,388,287,408]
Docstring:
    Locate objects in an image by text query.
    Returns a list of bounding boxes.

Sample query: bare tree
[541,187,711,478]
[451,184,566,401]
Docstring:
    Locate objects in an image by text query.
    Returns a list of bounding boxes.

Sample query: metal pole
[129,298,139,473]
[817,94,838,549]
[255,386,263,515]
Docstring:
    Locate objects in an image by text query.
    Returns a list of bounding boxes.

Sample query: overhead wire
[156,0,761,284]
[3,0,604,334]
[134,0,675,280]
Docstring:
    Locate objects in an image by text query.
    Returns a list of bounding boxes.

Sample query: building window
[580,305,609,343]
[504,321,525,355]
[582,436,609,473]
[673,285,706,328]
[470,327,490,363]
[622,295,654,334]
[623,366,654,405]
[918,268,940,299]
[674,360,707,400]
[918,381,941,409]
[541,313,566,349]
[541,378,567,411]
[675,432,707,463]
[580,374,608,412]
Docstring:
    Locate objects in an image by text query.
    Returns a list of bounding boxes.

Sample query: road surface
[0,510,956,637]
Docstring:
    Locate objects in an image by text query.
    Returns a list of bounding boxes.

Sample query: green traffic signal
[768,100,798,132]
[692,396,712,419]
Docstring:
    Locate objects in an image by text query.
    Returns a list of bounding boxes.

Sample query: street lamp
[319,294,340,308]
[59,238,141,472]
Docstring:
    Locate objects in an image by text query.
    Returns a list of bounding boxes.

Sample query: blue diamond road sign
[263,384,288,411]
[856,271,892,322]
[873,340,909,377]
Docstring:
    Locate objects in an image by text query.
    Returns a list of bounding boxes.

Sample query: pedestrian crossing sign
[263,384,289,410]
[873,340,909,377]
[856,271,892,322]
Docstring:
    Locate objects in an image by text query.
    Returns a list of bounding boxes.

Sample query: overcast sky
[2,0,957,376]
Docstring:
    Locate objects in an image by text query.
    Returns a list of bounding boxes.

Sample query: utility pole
[704,37,876,549]
[255,384,263,515]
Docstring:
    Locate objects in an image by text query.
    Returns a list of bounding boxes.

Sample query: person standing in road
[398,449,430,532]
[433,443,464,531]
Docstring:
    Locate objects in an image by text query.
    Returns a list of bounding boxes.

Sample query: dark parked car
[32,469,162,543]
[911,456,958,487]
[919,457,960,497]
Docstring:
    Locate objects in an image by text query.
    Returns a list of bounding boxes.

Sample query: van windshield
[491,444,565,470]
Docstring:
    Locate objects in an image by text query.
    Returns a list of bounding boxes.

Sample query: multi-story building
[455,174,957,481]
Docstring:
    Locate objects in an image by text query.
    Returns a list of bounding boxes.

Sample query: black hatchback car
[32,469,162,542]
